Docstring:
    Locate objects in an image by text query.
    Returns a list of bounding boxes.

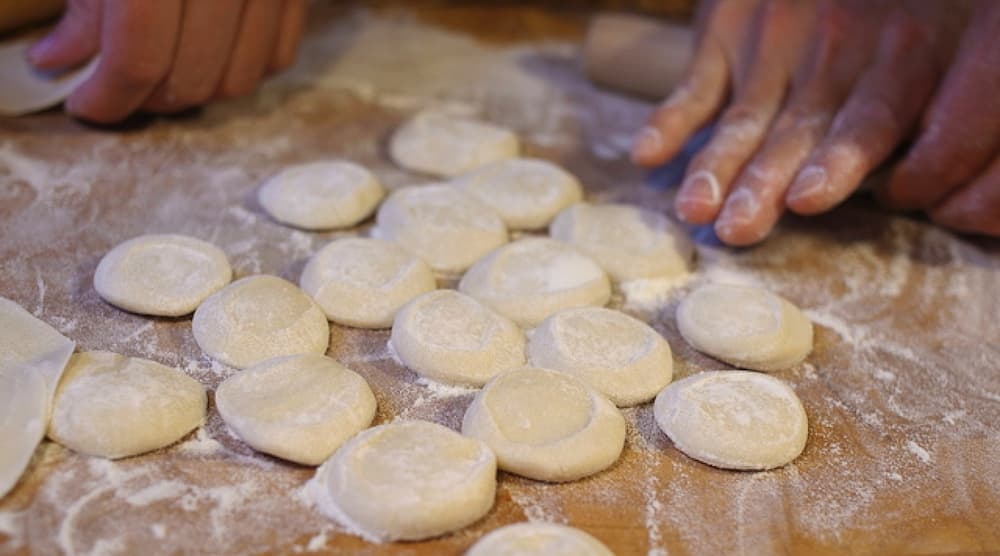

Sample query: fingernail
[676,170,721,207]
[631,126,663,161]
[717,188,759,225]
[788,165,828,203]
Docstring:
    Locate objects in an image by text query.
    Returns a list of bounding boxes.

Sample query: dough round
[390,110,519,177]
[676,283,813,371]
[192,275,329,369]
[300,238,436,329]
[466,522,614,556]
[48,351,206,459]
[391,290,525,386]
[462,367,625,482]
[549,203,693,282]
[308,420,496,542]
[94,234,232,317]
[257,161,384,230]
[528,307,673,407]
[458,238,611,328]
[374,184,508,274]
[215,354,376,465]
[653,370,808,470]
[450,158,583,230]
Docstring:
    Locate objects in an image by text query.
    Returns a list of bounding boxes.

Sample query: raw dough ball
[192,275,329,369]
[528,307,673,407]
[676,283,813,371]
[300,238,436,329]
[374,184,508,274]
[308,420,496,542]
[550,203,693,282]
[391,290,525,386]
[463,367,625,482]
[215,354,376,465]
[48,351,206,459]
[459,238,611,327]
[257,161,384,230]
[390,110,519,177]
[0,297,75,498]
[466,522,614,556]
[451,158,583,230]
[653,370,808,470]
[94,234,232,317]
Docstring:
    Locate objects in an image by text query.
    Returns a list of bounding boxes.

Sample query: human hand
[27,0,308,124]
[632,0,998,243]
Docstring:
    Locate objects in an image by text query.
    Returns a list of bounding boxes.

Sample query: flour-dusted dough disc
[462,367,625,482]
[0,297,75,499]
[466,522,614,556]
[450,158,583,230]
[300,238,436,329]
[94,234,232,317]
[653,370,808,470]
[192,275,329,369]
[215,354,376,465]
[391,290,525,386]
[374,184,508,274]
[390,110,520,178]
[307,420,496,542]
[258,161,384,230]
[528,307,673,407]
[550,202,694,282]
[0,37,99,116]
[48,351,206,459]
[459,238,611,328]
[676,283,813,371]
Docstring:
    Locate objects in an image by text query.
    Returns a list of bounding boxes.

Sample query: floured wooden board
[1,6,999,555]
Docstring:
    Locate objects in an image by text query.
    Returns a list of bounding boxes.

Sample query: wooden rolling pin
[583,12,694,99]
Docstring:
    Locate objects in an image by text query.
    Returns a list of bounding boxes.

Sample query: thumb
[28,0,102,71]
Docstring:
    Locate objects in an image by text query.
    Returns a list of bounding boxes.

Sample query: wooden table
[1,4,998,555]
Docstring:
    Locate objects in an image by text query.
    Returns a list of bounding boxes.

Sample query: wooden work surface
[1,5,999,555]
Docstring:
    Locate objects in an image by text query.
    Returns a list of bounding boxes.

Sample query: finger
[143,0,244,112]
[929,154,1000,236]
[269,0,307,73]
[630,0,758,167]
[786,6,959,215]
[714,0,886,245]
[881,2,1000,211]
[66,1,183,123]
[216,0,284,99]
[676,0,813,225]
[28,0,102,70]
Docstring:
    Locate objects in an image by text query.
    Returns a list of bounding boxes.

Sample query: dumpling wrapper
[0,297,75,498]
[0,35,98,117]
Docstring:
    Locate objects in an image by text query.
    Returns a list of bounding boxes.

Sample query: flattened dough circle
[465,522,614,556]
[653,370,808,470]
[462,367,625,482]
[258,161,384,230]
[94,234,232,317]
[215,354,376,465]
[390,110,519,178]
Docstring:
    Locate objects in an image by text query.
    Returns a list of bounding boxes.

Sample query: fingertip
[630,126,666,166]
[674,170,722,223]
[713,218,770,246]
[785,165,831,214]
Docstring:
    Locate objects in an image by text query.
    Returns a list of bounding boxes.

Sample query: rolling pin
[583,12,694,100]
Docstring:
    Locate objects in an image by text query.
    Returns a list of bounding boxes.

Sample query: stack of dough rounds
[459,238,611,327]
[676,283,813,371]
[462,367,625,482]
[192,275,329,369]
[391,290,525,386]
[94,234,232,317]
[450,158,583,229]
[299,238,436,328]
[390,110,520,177]
[308,420,496,542]
[653,371,809,470]
[374,185,508,274]
[528,307,673,406]
[465,522,614,556]
[47,351,206,459]
[215,354,376,465]
[550,203,693,282]
[257,161,385,230]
